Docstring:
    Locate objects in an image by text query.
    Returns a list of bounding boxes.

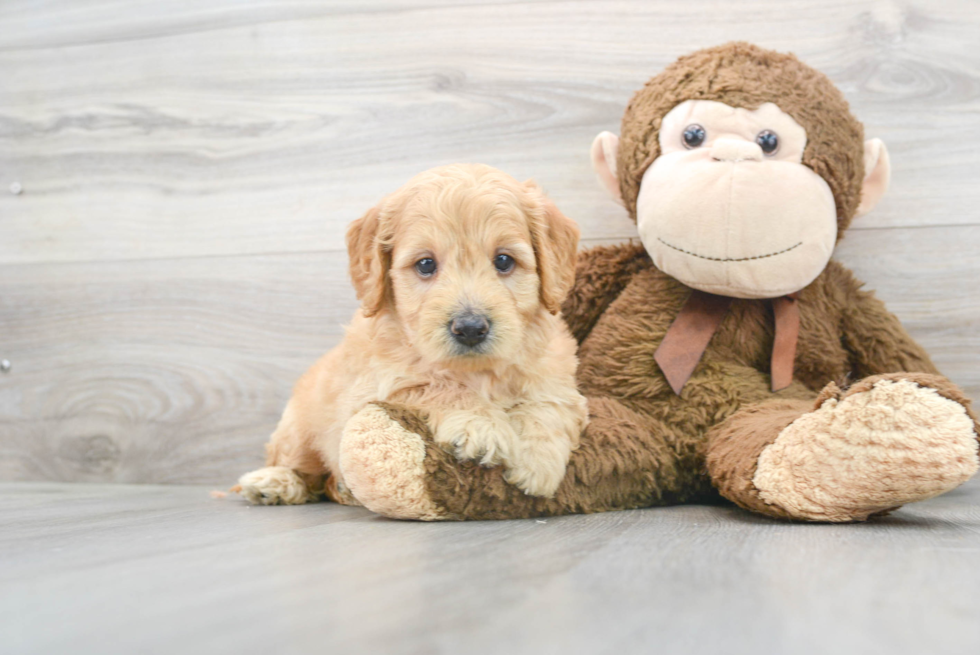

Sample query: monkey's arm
[834,264,940,377]
[561,242,650,344]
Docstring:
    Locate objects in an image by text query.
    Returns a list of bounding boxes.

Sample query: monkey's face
[635,100,838,299]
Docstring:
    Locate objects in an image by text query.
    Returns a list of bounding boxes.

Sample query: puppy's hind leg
[237,398,346,506]
[237,466,314,505]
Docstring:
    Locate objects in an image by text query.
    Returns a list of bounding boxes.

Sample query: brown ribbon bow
[654,290,800,395]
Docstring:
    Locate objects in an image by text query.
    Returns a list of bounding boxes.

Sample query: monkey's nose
[450,313,490,347]
[711,138,763,162]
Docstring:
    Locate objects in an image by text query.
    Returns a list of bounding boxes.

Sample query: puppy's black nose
[450,313,490,347]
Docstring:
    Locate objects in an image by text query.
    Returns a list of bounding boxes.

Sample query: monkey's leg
[339,397,715,521]
[707,374,980,522]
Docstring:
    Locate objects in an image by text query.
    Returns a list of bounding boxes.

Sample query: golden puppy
[237,164,588,505]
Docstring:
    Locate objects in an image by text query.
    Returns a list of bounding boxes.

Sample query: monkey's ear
[346,206,391,317]
[856,138,890,217]
[591,131,624,205]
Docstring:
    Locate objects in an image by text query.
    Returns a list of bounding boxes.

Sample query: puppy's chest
[386,372,524,410]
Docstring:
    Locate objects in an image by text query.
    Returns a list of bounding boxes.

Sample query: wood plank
[0,252,357,484]
[2,0,980,265]
[2,479,979,654]
[0,0,561,51]
[1,225,976,485]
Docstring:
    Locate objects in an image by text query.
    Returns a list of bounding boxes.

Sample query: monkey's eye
[493,254,516,274]
[756,130,779,155]
[414,257,437,277]
[682,124,706,149]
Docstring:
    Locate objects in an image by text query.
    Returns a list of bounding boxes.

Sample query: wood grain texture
[2,479,979,654]
[1,229,976,484]
[2,0,980,265]
[1,0,979,483]
[0,252,356,483]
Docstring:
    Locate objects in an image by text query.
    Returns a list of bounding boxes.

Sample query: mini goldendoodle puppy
[237,164,588,506]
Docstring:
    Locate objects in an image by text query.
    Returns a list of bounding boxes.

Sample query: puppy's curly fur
[238,164,588,505]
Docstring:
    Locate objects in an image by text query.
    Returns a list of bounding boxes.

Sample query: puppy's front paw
[434,412,516,466]
[503,439,571,498]
[237,466,312,505]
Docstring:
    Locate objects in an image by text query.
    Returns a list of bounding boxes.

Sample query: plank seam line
[0,224,975,268]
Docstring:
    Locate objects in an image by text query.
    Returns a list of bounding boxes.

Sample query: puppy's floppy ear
[346,205,391,317]
[525,182,581,314]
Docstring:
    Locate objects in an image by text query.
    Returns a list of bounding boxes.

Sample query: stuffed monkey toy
[335,42,980,522]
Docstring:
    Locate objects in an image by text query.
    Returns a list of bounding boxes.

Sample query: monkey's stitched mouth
[657,237,803,262]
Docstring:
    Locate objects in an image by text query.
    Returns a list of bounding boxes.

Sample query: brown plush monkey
[336,42,980,522]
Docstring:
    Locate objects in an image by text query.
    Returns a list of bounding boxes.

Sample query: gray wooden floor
[2,479,980,655]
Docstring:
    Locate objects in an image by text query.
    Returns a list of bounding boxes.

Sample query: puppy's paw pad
[237,466,311,505]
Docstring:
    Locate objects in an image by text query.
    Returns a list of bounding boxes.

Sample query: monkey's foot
[339,403,447,520]
[753,375,979,522]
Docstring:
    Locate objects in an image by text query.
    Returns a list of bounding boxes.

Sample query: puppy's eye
[493,254,515,274]
[414,257,437,277]
[682,124,706,149]
[756,130,779,155]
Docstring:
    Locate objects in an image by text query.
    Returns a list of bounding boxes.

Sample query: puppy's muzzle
[449,313,490,348]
